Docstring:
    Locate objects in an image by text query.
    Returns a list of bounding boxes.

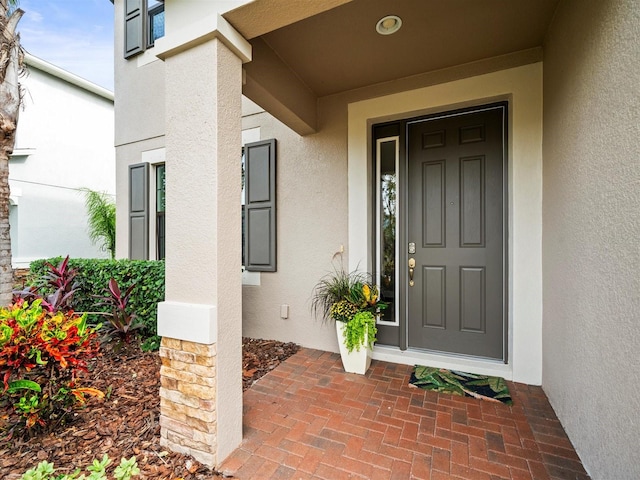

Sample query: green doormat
[409,365,513,405]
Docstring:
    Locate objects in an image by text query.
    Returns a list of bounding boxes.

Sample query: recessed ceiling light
[376,15,402,35]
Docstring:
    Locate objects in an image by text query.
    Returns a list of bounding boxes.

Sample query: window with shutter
[124,0,165,58]
[244,139,277,272]
[128,143,275,268]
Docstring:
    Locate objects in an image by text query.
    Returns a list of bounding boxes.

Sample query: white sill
[242,267,260,286]
[137,48,161,67]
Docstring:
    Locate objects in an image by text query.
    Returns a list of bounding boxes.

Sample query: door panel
[460,267,485,333]
[423,266,445,328]
[407,107,505,360]
[422,161,445,247]
[460,156,485,246]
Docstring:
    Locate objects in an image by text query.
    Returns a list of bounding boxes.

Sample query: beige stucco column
[153,16,251,467]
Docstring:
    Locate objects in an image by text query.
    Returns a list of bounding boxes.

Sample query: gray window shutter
[129,162,149,259]
[245,139,277,272]
[124,0,145,58]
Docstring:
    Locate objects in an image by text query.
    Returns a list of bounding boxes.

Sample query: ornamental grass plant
[311,262,388,352]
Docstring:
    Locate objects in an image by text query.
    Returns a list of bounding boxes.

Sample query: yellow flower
[363,284,378,305]
[370,285,378,304]
[362,284,371,302]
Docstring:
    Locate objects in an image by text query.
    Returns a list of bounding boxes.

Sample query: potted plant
[312,267,387,374]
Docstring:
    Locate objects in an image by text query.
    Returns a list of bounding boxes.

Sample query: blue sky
[17,0,115,91]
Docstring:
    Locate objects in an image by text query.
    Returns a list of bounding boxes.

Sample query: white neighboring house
[9,54,115,268]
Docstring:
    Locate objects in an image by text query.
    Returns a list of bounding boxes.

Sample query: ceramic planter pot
[336,321,372,374]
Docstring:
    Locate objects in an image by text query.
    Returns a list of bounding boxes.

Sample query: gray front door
[406,106,506,360]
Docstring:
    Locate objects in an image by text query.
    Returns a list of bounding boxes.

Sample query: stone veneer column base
[159,337,218,467]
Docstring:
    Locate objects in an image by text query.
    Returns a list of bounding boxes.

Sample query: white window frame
[147,1,165,48]
[141,148,165,260]
[375,136,400,326]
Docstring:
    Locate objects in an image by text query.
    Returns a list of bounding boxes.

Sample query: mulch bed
[0,338,299,479]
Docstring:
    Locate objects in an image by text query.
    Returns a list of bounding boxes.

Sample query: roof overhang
[223,0,559,135]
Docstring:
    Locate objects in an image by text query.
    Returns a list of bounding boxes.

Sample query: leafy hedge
[27,258,165,339]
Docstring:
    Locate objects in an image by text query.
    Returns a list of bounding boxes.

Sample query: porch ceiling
[226,0,559,134]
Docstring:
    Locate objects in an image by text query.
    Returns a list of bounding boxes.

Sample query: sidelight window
[376,137,399,325]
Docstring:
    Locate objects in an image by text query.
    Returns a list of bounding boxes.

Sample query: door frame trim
[372,102,509,362]
[347,63,544,384]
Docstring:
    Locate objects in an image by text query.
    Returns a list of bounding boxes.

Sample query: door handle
[408,258,416,287]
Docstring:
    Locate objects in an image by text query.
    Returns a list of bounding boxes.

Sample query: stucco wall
[542,1,640,478]
[241,98,349,353]
[241,62,544,367]
[115,86,350,353]
[113,0,166,148]
[113,0,167,259]
[10,64,115,267]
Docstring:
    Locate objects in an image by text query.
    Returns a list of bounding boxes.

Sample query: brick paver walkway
[220,349,589,479]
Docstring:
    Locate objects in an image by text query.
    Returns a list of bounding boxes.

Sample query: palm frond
[81,188,116,259]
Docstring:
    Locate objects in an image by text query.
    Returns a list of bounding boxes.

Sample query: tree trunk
[0,1,24,305]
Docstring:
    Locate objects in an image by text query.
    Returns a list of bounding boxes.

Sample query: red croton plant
[0,298,103,434]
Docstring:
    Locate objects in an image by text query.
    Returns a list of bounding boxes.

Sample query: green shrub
[140,335,161,352]
[28,258,165,340]
[0,299,103,433]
